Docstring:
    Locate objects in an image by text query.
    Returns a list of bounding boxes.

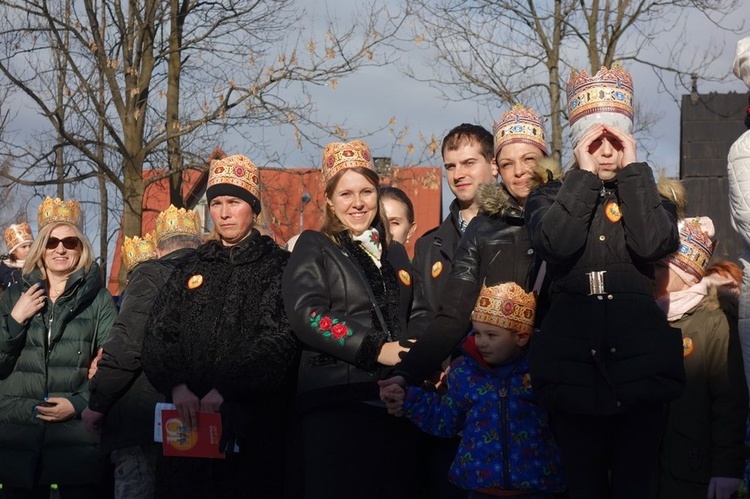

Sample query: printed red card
[160,409,225,459]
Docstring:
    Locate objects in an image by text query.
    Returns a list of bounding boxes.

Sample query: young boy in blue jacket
[382,281,566,498]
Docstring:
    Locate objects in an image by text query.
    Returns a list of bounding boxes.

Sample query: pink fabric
[656,280,709,322]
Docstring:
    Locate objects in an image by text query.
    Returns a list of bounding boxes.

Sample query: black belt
[552,269,654,297]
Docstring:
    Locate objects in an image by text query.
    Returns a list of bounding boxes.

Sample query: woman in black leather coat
[282,139,416,499]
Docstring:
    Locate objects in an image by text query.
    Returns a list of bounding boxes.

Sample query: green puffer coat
[0,262,116,488]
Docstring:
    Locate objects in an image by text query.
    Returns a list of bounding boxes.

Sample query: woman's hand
[172,383,200,430]
[573,124,605,175]
[377,340,415,366]
[200,388,224,413]
[10,283,46,324]
[35,397,75,423]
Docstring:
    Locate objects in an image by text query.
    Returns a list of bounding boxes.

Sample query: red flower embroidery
[331,324,348,339]
[319,317,333,331]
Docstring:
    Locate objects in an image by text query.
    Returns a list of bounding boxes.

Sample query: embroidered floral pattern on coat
[309,311,353,345]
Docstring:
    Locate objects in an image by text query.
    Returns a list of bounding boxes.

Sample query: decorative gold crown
[566,64,634,126]
[121,232,157,272]
[471,281,536,335]
[4,223,34,255]
[322,139,374,183]
[208,154,260,200]
[666,217,715,283]
[155,205,201,244]
[37,197,83,230]
[493,104,547,156]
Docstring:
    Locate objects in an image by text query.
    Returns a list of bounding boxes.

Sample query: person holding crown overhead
[282,139,417,499]
[0,197,117,498]
[83,205,201,499]
[1,222,34,293]
[523,65,684,498]
[142,156,299,498]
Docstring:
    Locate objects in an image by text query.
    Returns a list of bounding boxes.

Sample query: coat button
[616,401,622,407]
[610,347,617,353]
[591,349,596,356]
[599,235,606,241]
[607,294,613,300]
[527,248,534,255]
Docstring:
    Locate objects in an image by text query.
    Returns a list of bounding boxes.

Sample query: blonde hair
[322,167,392,247]
[22,223,94,279]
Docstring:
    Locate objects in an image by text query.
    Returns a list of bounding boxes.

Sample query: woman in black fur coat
[282,140,417,499]
[142,154,299,499]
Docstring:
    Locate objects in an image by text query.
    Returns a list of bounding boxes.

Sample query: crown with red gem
[471,281,536,335]
[4,223,34,255]
[122,232,157,272]
[155,205,201,244]
[208,154,261,204]
[37,197,83,230]
[493,104,547,156]
[321,139,374,183]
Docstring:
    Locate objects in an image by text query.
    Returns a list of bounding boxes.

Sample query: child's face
[472,321,528,366]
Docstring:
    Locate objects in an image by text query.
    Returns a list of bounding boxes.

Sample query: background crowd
[0,37,750,499]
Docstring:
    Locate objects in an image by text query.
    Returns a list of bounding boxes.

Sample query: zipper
[496,359,523,490]
[46,305,55,364]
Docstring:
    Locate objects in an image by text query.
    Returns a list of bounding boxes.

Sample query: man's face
[443,140,497,206]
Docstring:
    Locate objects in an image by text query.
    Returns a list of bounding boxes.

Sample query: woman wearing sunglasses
[0,197,116,498]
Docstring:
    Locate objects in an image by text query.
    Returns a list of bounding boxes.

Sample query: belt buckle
[586,270,607,296]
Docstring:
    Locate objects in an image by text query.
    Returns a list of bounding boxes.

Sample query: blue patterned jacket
[403,335,566,493]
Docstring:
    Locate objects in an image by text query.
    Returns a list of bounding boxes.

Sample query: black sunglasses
[46,236,81,250]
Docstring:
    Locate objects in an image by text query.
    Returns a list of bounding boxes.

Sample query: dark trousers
[300,402,419,499]
[2,484,108,499]
[549,402,665,499]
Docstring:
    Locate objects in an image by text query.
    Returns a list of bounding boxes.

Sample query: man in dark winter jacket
[82,205,202,499]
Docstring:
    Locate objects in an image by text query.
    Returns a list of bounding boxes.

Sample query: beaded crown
[4,223,34,255]
[208,155,260,200]
[471,281,536,335]
[322,140,374,183]
[666,217,715,283]
[155,205,201,244]
[493,104,547,156]
[37,197,83,230]
[566,64,634,126]
[122,232,157,272]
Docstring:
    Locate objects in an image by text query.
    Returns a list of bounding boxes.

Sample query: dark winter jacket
[403,335,566,494]
[282,229,413,411]
[396,183,540,385]
[0,260,23,291]
[657,292,749,498]
[524,164,685,415]
[142,230,299,499]
[0,263,116,488]
[410,200,463,337]
[89,248,194,453]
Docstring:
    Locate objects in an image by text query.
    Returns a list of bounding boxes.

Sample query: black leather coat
[396,183,541,385]
[524,164,685,416]
[282,229,412,411]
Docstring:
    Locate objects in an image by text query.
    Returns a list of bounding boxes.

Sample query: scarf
[656,280,709,322]
[352,228,382,268]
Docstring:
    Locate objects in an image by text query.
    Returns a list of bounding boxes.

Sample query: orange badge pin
[398,270,411,286]
[682,337,694,357]
[431,261,443,278]
[187,274,204,290]
[605,201,622,223]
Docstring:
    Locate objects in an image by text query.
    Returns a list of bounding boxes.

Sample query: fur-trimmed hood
[526,157,564,194]
[477,182,513,216]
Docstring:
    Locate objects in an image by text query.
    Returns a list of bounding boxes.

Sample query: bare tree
[405,0,743,163]
[0,0,407,284]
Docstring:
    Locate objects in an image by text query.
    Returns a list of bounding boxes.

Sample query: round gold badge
[431,261,443,278]
[682,337,694,357]
[605,201,622,223]
[187,274,204,289]
[398,270,411,286]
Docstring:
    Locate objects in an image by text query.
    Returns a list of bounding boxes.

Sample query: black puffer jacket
[409,200,463,337]
[282,229,413,411]
[0,263,116,488]
[524,164,685,415]
[89,248,194,453]
[396,183,540,385]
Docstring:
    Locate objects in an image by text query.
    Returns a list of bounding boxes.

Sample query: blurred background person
[1,222,34,293]
[82,206,201,499]
[282,139,417,499]
[380,186,417,247]
[142,155,299,499]
[0,197,117,498]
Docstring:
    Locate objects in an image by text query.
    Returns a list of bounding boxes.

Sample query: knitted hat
[493,104,548,157]
[4,223,34,255]
[567,64,634,146]
[206,155,262,214]
[665,217,716,286]
[321,140,374,183]
[122,232,157,272]
[155,205,201,244]
[37,197,83,230]
[733,36,750,89]
[471,281,536,335]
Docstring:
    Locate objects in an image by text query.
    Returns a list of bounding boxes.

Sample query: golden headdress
[4,223,34,255]
[471,281,536,335]
[121,232,157,272]
[37,197,83,230]
[207,154,262,213]
[321,140,374,183]
[155,205,201,244]
[493,104,547,157]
